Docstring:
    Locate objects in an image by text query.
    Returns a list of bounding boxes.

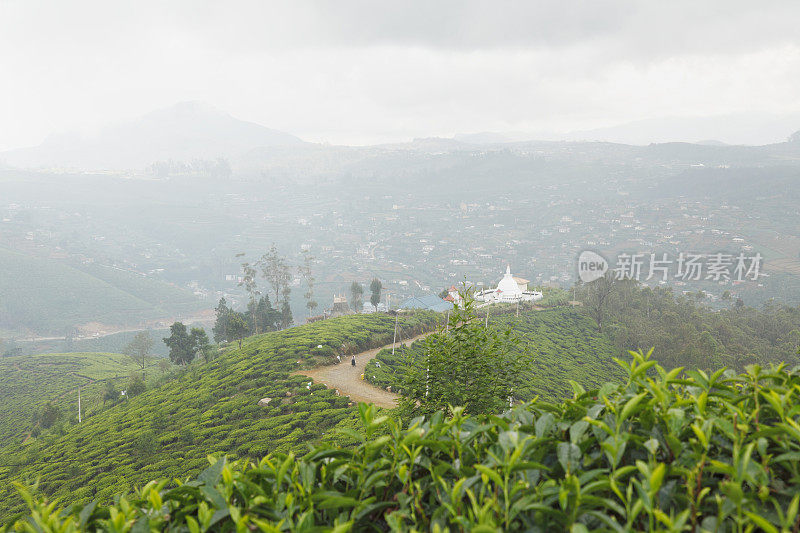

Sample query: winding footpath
[295,332,431,409]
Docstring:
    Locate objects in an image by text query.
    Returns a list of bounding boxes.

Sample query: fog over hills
[565,112,800,146]
[454,113,800,147]
[0,102,304,171]
[5,103,800,174]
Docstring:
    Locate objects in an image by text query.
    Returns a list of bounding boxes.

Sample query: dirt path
[295,332,432,409]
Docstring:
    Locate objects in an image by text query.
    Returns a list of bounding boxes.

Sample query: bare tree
[239,261,260,334]
[298,249,317,317]
[123,331,153,380]
[258,244,291,308]
[583,273,617,332]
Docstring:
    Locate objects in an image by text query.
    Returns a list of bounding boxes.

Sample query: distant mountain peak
[1,102,304,171]
[142,100,218,118]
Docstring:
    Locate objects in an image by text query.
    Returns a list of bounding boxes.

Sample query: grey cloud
[237,1,800,57]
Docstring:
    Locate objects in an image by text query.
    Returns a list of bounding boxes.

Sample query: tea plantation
[0,352,161,448]
[0,247,203,336]
[366,308,626,402]
[8,353,800,531]
[0,311,438,520]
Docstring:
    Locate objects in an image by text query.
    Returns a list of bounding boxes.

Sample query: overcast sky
[2,0,800,150]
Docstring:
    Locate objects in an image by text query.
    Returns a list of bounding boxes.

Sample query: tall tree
[228,313,249,349]
[280,300,293,329]
[163,322,195,365]
[239,262,260,334]
[370,278,382,310]
[257,295,281,332]
[212,297,230,343]
[123,331,153,380]
[400,289,521,416]
[298,250,318,317]
[578,273,617,332]
[258,244,290,309]
[350,281,364,312]
[189,327,213,363]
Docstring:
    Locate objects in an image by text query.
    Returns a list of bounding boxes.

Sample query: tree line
[575,273,800,371]
[349,278,382,312]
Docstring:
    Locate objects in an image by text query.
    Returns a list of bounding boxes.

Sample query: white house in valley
[475,265,543,304]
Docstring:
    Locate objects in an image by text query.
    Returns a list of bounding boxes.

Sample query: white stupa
[476,265,543,304]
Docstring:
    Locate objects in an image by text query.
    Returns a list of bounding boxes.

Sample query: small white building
[444,285,463,306]
[476,265,543,304]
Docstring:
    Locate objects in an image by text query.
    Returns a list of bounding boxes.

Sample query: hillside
[366,308,624,402]
[0,247,204,336]
[0,312,438,519]
[9,354,800,531]
[1,102,305,170]
[4,299,799,525]
[574,280,800,372]
[0,352,162,449]
[9,327,173,358]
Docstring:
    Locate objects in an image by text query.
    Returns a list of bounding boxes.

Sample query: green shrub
[10,353,800,531]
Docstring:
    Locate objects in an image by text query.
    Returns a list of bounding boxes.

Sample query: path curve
[295,332,432,409]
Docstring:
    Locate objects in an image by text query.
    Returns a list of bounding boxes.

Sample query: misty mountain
[452,114,800,147]
[1,102,304,171]
[565,112,800,146]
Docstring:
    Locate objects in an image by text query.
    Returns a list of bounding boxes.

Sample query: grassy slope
[0,352,158,449]
[0,247,203,335]
[366,308,625,402]
[0,312,438,519]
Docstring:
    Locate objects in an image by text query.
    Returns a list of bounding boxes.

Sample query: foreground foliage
[8,352,800,531]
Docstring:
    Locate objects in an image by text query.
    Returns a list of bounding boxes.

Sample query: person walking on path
[351,356,356,367]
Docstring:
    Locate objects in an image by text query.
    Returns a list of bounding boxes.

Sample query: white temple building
[475,265,543,304]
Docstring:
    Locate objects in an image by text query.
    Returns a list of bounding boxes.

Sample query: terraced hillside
[0,312,438,519]
[366,308,625,402]
[0,352,161,449]
[0,247,204,335]
[12,354,800,532]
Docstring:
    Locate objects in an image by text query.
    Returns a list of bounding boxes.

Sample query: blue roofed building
[399,293,452,312]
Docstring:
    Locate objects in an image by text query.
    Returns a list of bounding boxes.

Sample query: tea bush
[7,352,800,531]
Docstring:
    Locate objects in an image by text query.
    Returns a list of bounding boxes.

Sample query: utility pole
[78,386,82,423]
[391,311,399,355]
[425,358,430,398]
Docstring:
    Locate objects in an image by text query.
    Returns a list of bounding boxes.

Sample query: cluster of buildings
[311,265,543,321]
